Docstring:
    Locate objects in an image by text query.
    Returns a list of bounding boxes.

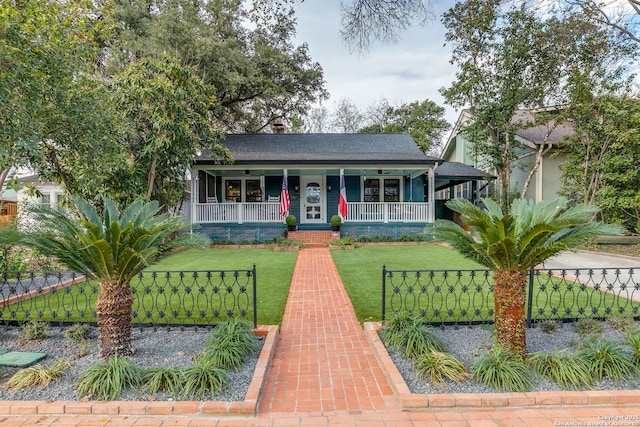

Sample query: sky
[292,0,460,126]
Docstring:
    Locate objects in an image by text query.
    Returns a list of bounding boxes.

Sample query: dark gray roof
[195,133,441,165]
[435,162,496,180]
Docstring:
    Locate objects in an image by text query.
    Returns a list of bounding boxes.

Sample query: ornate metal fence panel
[383,266,640,326]
[0,267,257,327]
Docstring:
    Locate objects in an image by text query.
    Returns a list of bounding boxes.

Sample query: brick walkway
[1,247,639,426]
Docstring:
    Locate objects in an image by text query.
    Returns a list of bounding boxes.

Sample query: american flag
[280,172,290,217]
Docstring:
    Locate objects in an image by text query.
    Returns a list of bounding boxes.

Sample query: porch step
[287,230,340,247]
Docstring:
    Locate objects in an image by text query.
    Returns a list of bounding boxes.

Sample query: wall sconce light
[378,169,382,175]
[245,170,250,175]
[327,184,332,191]
[294,185,299,191]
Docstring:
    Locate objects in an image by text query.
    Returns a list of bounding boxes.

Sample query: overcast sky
[293,0,460,126]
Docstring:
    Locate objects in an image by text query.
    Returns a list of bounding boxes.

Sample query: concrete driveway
[540,250,640,303]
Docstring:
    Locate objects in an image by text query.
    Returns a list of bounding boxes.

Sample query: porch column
[428,167,436,222]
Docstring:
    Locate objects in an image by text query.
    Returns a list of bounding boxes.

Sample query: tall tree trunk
[96,279,134,358]
[493,269,527,358]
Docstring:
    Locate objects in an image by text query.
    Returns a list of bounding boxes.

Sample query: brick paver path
[1,247,639,426]
[258,247,393,413]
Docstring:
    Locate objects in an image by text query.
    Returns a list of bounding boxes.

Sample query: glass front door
[301,177,324,224]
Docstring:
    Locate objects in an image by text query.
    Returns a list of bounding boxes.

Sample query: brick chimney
[272,123,286,133]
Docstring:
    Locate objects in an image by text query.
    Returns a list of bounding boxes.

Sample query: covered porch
[191,167,436,225]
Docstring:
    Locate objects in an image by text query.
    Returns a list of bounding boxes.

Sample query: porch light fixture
[245,170,250,175]
[378,169,382,174]
[294,185,299,191]
[327,184,332,191]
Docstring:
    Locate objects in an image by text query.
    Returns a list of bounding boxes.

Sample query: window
[363,178,401,202]
[245,180,262,202]
[225,180,241,202]
[40,194,51,207]
[224,178,263,202]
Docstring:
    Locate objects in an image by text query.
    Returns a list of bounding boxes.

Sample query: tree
[359,99,450,154]
[330,98,364,133]
[23,197,200,358]
[440,0,634,211]
[0,0,118,199]
[434,198,623,358]
[558,96,640,233]
[566,0,640,44]
[108,0,327,132]
[112,54,231,210]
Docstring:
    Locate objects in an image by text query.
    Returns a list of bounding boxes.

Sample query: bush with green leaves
[577,340,636,382]
[20,320,48,340]
[414,350,468,385]
[471,347,532,392]
[607,316,634,333]
[181,360,228,399]
[142,367,183,397]
[200,319,259,370]
[4,360,71,390]
[626,332,640,366]
[382,313,443,358]
[75,356,142,400]
[528,350,593,390]
[539,319,558,334]
[573,318,603,338]
[65,324,92,344]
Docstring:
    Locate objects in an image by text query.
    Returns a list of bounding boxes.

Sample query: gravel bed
[385,321,640,394]
[0,325,263,402]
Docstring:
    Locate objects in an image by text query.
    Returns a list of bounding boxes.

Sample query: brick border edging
[363,322,640,410]
[0,324,279,417]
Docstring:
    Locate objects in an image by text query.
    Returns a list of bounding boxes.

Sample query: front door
[301,177,324,224]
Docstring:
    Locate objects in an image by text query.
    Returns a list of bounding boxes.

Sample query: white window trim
[360,176,404,202]
[222,177,264,203]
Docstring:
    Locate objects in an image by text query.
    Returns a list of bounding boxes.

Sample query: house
[191,133,451,242]
[440,109,574,203]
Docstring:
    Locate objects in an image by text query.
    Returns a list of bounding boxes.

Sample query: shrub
[625,332,640,366]
[578,340,636,382]
[4,360,71,390]
[142,367,183,397]
[384,315,444,358]
[65,324,92,344]
[76,356,143,400]
[607,315,634,332]
[200,319,259,370]
[330,215,341,227]
[21,320,48,340]
[414,350,468,385]
[181,360,228,399]
[540,319,558,334]
[573,318,603,338]
[471,347,532,392]
[528,350,593,389]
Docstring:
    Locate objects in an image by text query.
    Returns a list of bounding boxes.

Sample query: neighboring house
[441,109,574,203]
[15,175,66,232]
[0,197,17,225]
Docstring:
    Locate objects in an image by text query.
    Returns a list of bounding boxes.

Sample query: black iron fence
[0,267,257,328]
[382,266,640,326]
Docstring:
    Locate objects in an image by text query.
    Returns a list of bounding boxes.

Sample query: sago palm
[433,198,622,358]
[23,196,197,358]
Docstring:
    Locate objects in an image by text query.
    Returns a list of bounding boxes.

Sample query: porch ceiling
[197,167,427,177]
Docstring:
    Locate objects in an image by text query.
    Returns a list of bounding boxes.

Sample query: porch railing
[345,202,431,223]
[195,201,432,224]
[195,202,282,224]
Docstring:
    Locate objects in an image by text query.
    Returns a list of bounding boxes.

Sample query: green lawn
[331,244,483,321]
[3,245,638,327]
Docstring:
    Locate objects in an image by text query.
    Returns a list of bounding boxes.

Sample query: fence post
[382,264,386,324]
[252,264,257,329]
[526,269,535,328]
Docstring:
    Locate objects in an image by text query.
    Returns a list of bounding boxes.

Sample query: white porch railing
[345,202,431,223]
[195,202,432,224]
[195,202,283,224]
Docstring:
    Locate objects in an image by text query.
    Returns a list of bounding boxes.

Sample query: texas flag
[338,170,348,218]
